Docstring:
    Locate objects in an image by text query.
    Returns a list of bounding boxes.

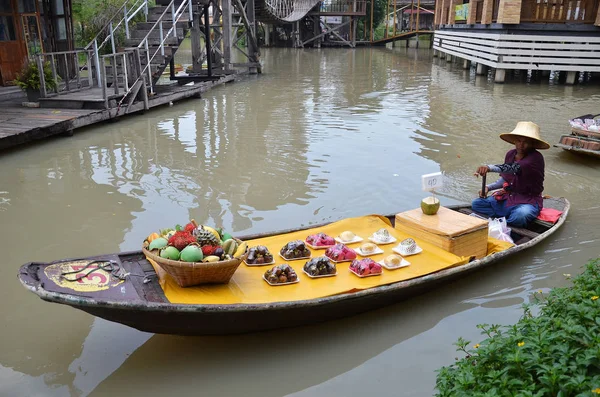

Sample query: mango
[149,237,168,250]
[160,246,180,260]
[180,245,204,262]
[221,232,233,242]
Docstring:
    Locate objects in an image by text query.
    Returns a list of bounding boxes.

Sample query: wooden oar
[481,173,487,198]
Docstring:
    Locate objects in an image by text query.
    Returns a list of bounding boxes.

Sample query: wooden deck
[0,75,235,152]
[372,30,434,46]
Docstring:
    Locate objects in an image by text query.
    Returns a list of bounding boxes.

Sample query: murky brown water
[1,46,600,397]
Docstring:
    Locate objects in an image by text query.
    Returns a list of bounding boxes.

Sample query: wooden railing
[492,0,500,21]
[521,0,599,22]
[475,0,484,22]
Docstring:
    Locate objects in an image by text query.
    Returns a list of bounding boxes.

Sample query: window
[0,15,16,41]
[19,0,37,13]
[56,16,65,40]
[0,0,11,13]
[53,0,63,15]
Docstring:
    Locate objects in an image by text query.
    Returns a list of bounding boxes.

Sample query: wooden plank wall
[433,30,600,72]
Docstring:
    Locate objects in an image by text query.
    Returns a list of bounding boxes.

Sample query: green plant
[14,61,58,91]
[436,259,600,396]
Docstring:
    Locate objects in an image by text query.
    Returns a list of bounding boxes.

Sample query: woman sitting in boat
[472,121,550,228]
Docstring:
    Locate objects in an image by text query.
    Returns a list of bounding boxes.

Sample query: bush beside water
[436,259,600,396]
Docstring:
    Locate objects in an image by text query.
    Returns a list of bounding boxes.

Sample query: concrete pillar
[463,59,471,69]
[476,63,488,75]
[264,24,271,46]
[446,54,452,62]
[433,49,438,57]
[566,71,578,85]
[495,68,506,83]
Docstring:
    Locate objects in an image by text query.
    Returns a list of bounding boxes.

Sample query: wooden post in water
[370,0,374,41]
[410,0,414,31]
[191,7,203,73]
[416,0,421,31]
[393,0,397,38]
[385,0,391,38]
[222,0,232,72]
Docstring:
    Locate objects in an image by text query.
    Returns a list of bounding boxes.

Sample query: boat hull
[18,199,569,335]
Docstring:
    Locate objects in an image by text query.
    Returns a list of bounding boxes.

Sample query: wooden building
[0,0,74,85]
[433,0,600,83]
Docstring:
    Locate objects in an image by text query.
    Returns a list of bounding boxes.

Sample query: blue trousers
[471,197,539,228]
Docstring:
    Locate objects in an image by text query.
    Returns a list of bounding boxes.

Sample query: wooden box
[395,207,489,259]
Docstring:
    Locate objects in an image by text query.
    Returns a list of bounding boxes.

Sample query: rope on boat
[60,260,129,282]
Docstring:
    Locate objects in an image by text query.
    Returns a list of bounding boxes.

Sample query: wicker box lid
[395,206,488,238]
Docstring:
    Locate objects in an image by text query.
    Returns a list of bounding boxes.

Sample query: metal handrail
[83,0,148,50]
[36,0,149,98]
[104,0,192,114]
[135,0,193,94]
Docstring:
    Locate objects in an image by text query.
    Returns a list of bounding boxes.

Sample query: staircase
[35,0,198,110]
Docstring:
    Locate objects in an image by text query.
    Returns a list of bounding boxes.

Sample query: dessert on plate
[306,232,336,247]
[280,240,311,259]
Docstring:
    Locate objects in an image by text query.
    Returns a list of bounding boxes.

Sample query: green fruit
[222,239,238,256]
[160,246,180,260]
[221,232,233,242]
[421,196,441,215]
[149,237,168,250]
[180,245,204,262]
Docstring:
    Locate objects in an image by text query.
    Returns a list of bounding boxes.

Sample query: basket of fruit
[142,220,248,287]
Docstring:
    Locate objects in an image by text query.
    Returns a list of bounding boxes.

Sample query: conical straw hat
[499,121,550,150]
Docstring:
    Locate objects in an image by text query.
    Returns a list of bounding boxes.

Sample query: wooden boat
[18,198,569,336]
[556,113,600,158]
[555,134,600,159]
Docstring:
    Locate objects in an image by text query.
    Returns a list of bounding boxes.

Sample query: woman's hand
[474,166,489,177]
[478,186,489,198]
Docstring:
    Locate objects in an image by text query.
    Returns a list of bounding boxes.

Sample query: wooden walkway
[371,30,434,46]
[0,75,235,152]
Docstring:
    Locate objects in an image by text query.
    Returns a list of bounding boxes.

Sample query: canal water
[1,47,600,397]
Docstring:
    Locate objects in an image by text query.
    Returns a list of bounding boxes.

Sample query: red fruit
[201,245,218,256]
[370,263,382,274]
[168,231,196,251]
[344,249,357,261]
[184,222,196,233]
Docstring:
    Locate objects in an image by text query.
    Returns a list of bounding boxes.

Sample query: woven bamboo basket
[142,240,247,287]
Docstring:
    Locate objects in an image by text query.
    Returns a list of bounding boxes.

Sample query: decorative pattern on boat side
[44,260,125,293]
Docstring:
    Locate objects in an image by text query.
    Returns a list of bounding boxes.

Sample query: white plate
[368,236,397,245]
[379,258,410,270]
[244,258,276,267]
[334,235,364,244]
[355,246,385,257]
[302,268,337,278]
[279,252,311,261]
[305,241,336,250]
[263,274,300,286]
[392,245,423,256]
[348,267,382,278]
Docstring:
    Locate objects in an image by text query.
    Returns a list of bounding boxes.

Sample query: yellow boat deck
[147,214,513,305]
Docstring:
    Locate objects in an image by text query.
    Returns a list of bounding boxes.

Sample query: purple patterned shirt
[499,149,545,209]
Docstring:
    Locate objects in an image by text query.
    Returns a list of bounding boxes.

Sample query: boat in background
[18,198,569,336]
[555,113,600,158]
